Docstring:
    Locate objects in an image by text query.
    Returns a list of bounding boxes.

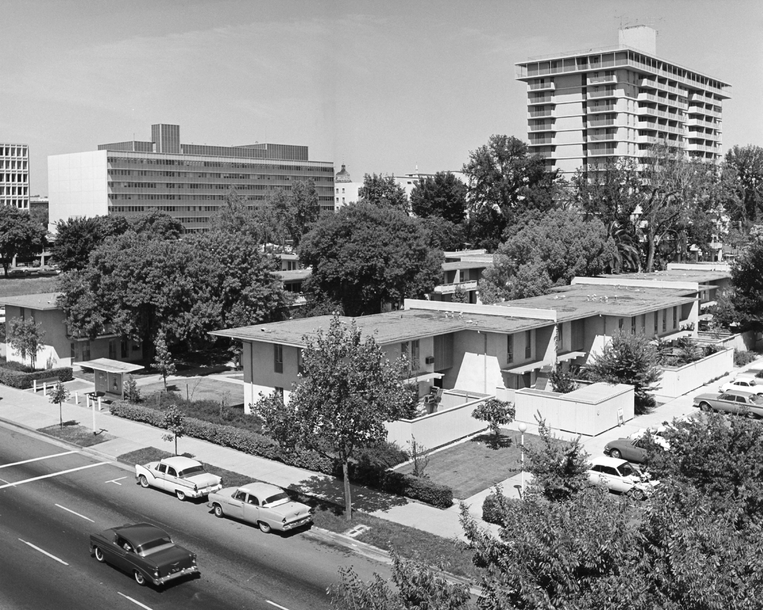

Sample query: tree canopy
[725,236,763,330]
[479,208,617,302]
[359,173,409,212]
[410,172,467,224]
[723,144,763,226]
[299,203,443,316]
[0,205,48,276]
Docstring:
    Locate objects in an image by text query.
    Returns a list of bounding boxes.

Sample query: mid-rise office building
[1,143,30,209]
[515,26,731,174]
[49,124,334,232]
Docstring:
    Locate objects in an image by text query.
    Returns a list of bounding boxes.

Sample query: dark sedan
[693,391,763,419]
[603,436,649,463]
[89,523,199,586]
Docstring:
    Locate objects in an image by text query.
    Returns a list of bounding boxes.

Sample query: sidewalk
[0,360,756,543]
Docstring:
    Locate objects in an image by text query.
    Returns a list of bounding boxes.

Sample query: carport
[79,358,144,399]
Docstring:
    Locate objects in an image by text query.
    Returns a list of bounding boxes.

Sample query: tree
[726,236,763,330]
[585,330,662,414]
[549,366,577,393]
[153,331,176,391]
[330,551,472,610]
[256,316,412,520]
[123,375,141,403]
[49,381,70,429]
[268,180,321,249]
[129,210,184,240]
[161,406,185,455]
[410,172,467,224]
[471,398,515,439]
[462,134,559,249]
[523,417,590,502]
[7,317,45,369]
[419,216,467,252]
[0,205,48,276]
[723,144,763,226]
[209,190,266,242]
[479,208,617,302]
[299,203,443,316]
[359,174,409,212]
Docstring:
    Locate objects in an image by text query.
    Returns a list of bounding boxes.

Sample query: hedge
[110,400,454,508]
[482,485,513,526]
[0,365,73,389]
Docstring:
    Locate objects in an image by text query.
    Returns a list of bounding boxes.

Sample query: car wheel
[139,475,149,488]
[258,521,272,534]
[176,490,186,501]
[746,410,758,419]
[134,570,147,586]
[213,503,224,518]
[94,547,105,562]
[630,488,646,501]
[610,449,622,459]
[699,402,712,412]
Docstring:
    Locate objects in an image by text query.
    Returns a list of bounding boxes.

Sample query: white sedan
[719,378,763,396]
[208,482,313,533]
[587,456,659,500]
[135,456,222,501]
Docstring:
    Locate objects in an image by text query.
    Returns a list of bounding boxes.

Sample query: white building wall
[48,151,109,231]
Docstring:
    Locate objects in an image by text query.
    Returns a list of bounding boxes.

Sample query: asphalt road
[0,425,391,610]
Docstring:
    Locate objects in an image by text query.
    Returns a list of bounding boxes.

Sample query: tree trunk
[645,233,656,273]
[342,460,352,521]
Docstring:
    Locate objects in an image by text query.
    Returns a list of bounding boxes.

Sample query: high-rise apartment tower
[515,26,731,174]
[1,143,30,209]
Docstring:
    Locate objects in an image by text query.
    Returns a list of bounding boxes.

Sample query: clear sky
[2,0,761,196]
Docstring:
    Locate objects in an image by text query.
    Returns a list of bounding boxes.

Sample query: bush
[735,349,758,367]
[402,475,453,508]
[0,364,73,389]
[482,485,513,525]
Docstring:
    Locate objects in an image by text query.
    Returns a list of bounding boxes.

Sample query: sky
[2,0,761,196]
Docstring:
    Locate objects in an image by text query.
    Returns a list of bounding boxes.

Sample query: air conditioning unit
[425,356,435,364]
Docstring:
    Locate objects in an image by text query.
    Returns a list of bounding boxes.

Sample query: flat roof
[80,358,144,374]
[210,309,552,347]
[598,269,730,285]
[0,292,61,310]
[441,261,490,271]
[499,284,697,322]
[275,269,311,281]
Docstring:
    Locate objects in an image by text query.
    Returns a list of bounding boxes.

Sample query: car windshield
[751,395,763,405]
[263,492,289,506]
[137,537,173,556]
[618,463,638,477]
[179,465,204,477]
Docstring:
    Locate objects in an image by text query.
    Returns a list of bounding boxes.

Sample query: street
[0,425,391,610]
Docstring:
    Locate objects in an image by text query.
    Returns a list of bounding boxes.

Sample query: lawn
[141,377,245,407]
[0,275,59,297]
[38,422,115,447]
[397,430,529,499]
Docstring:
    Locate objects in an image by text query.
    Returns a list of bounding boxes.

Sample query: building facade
[1,143,30,209]
[515,26,731,174]
[48,124,335,232]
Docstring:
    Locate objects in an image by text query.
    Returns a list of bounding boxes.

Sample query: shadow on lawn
[471,432,515,450]
[291,474,408,515]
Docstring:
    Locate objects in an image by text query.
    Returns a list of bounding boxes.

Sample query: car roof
[114,523,170,546]
[589,456,630,468]
[160,456,203,469]
[238,482,285,497]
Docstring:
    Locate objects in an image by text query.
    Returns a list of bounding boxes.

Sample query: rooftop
[0,292,61,310]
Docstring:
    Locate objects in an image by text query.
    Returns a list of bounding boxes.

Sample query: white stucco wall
[48,150,109,231]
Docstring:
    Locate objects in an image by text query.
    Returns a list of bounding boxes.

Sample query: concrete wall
[385,390,490,450]
[653,348,734,401]
[512,383,635,437]
[48,150,109,231]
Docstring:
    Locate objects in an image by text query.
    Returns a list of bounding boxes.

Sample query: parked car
[603,427,670,463]
[208,482,314,533]
[135,456,222,501]
[736,368,763,381]
[719,378,763,395]
[693,390,763,418]
[587,456,659,500]
[89,523,199,586]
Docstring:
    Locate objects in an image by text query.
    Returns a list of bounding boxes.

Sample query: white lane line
[0,450,77,470]
[0,462,109,490]
[117,592,154,609]
[18,538,69,565]
[106,476,128,486]
[55,503,94,522]
[266,601,291,610]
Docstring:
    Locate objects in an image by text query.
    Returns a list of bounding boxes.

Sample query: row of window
[107,157,334,172]
[1,146,27,157]
[1,160,27,170]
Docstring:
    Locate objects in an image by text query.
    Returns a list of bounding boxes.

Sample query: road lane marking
[266,601,291,610]
[106,476,128,486]
[55,503,94,522]
[0,450,77,469]
[117,592,154,609]
[0,462,109,489]
[18,538,69,565]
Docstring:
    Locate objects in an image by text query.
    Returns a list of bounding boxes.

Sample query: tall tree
[462,134,558,249]
[256,317,412,520]
[153,330,176,391]
[410,172,467,224]
[268,179,321,248]
[359,174,409,212]
[129,210,184,239]
[7,317,45,369]
[0,206,48,276]
[209,189,266,242]
[726,235,763,330]
[479,208,617,302]
[299,203,443,316]
[723,144,763,226]
[49,381,70,429]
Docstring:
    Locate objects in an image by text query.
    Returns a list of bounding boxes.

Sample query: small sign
[617,408,624,425]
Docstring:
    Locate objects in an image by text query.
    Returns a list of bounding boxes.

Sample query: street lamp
[518,422,527,495]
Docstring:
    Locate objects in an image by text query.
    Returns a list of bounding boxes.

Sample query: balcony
[528,81,555,91]
[587,89,616,99]
[529,121,556,132]
[588,74,617,84]
[638,135,658,144]
[589,147,617,156]
[588,103,616,113]
[528,94,554,105]
[587,118,617,128]
[529,135,555,145]
[588,131,617,142]
[529,108,554,118]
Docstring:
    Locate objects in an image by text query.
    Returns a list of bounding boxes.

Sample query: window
[631,317,636,334]
[121,338,129,359]
[507,335,514,364]
[653,312,658,334]
[662,310,666,332]
[274,345,283,373]
[618,318,624,330]
[525,330,532,359]
[411,340,420,371]
[83,341,91,361]
[298,349,305,375]
[673,306,678,329]
[109,340,116,359]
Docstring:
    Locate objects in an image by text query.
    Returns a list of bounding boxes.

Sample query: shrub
[735,349,758,367]
[0,364,72,389]
[482,484,513,525]
[402,475,453,508]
